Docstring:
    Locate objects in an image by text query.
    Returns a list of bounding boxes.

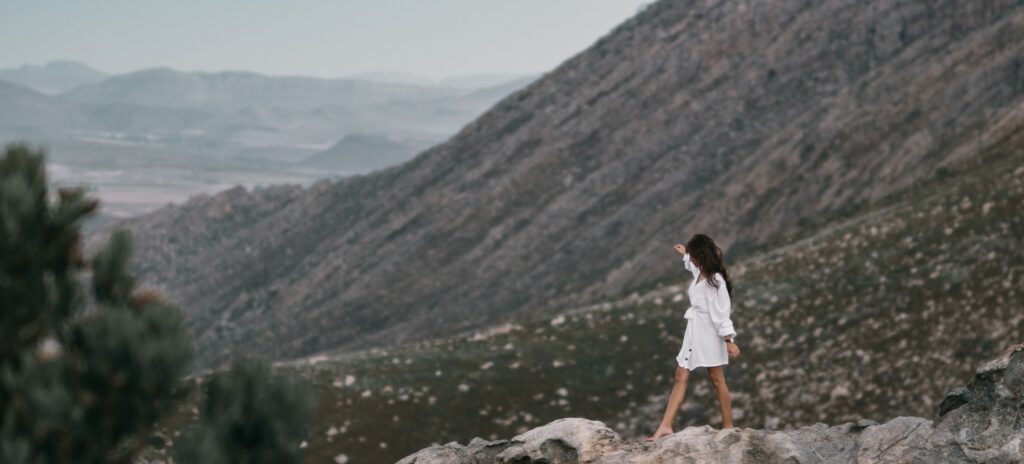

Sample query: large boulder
[397,418,620,464]
[934,342,1024,462]
[398,344,1024,463]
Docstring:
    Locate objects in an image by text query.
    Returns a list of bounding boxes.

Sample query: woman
[647,233,740,441]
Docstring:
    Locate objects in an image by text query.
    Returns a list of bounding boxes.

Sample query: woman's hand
[673,244,686,256]
[726,341,740,359]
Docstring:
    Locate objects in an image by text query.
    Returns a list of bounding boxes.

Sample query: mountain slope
[142,136,1024,463]
[100,0,1024,367]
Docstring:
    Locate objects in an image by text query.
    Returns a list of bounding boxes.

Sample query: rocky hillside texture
[399,344,1024,463]
[137,140,1022,463]
[89,0,1024,368]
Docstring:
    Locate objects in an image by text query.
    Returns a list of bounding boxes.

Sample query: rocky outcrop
[399,344,1024,463]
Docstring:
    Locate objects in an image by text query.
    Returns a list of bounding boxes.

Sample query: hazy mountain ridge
[299,134,437,173]
[1,63,534,214]
[42,65,535,140]
[0,60,107,94]
[0,80,83,129]
[343,71,537,89]
[95,0,1024,368]
[59,67,468,111]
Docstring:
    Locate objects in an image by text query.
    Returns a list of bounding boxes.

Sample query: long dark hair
[685,233,733,296]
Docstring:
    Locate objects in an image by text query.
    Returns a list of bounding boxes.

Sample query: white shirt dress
[676,252,737,370]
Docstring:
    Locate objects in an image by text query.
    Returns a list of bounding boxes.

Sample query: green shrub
[0,143,314,464]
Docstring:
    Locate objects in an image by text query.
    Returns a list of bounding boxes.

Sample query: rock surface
[399,344,1024,463]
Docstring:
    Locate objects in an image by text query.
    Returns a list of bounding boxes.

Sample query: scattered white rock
[830,384,850,401]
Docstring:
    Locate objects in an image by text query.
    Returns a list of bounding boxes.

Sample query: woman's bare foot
[646,424,674,442]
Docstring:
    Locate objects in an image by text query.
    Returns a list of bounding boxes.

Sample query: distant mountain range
[0,60,107,94]
[91,0,1024,369]
[0,62,537,214]
[0,61,537,143]
[298,134,436,173]
[344,71,536,89]
[0,80,80,128]
[59,67,467,111]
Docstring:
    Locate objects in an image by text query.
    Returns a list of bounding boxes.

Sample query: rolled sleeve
[708,274,736,338]
[681,252,700,279]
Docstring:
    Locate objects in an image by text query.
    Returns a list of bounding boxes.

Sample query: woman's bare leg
[647,367,690,441]
[707,366,733,428]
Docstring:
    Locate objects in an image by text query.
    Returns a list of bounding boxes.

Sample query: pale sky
[0,0,653,79]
